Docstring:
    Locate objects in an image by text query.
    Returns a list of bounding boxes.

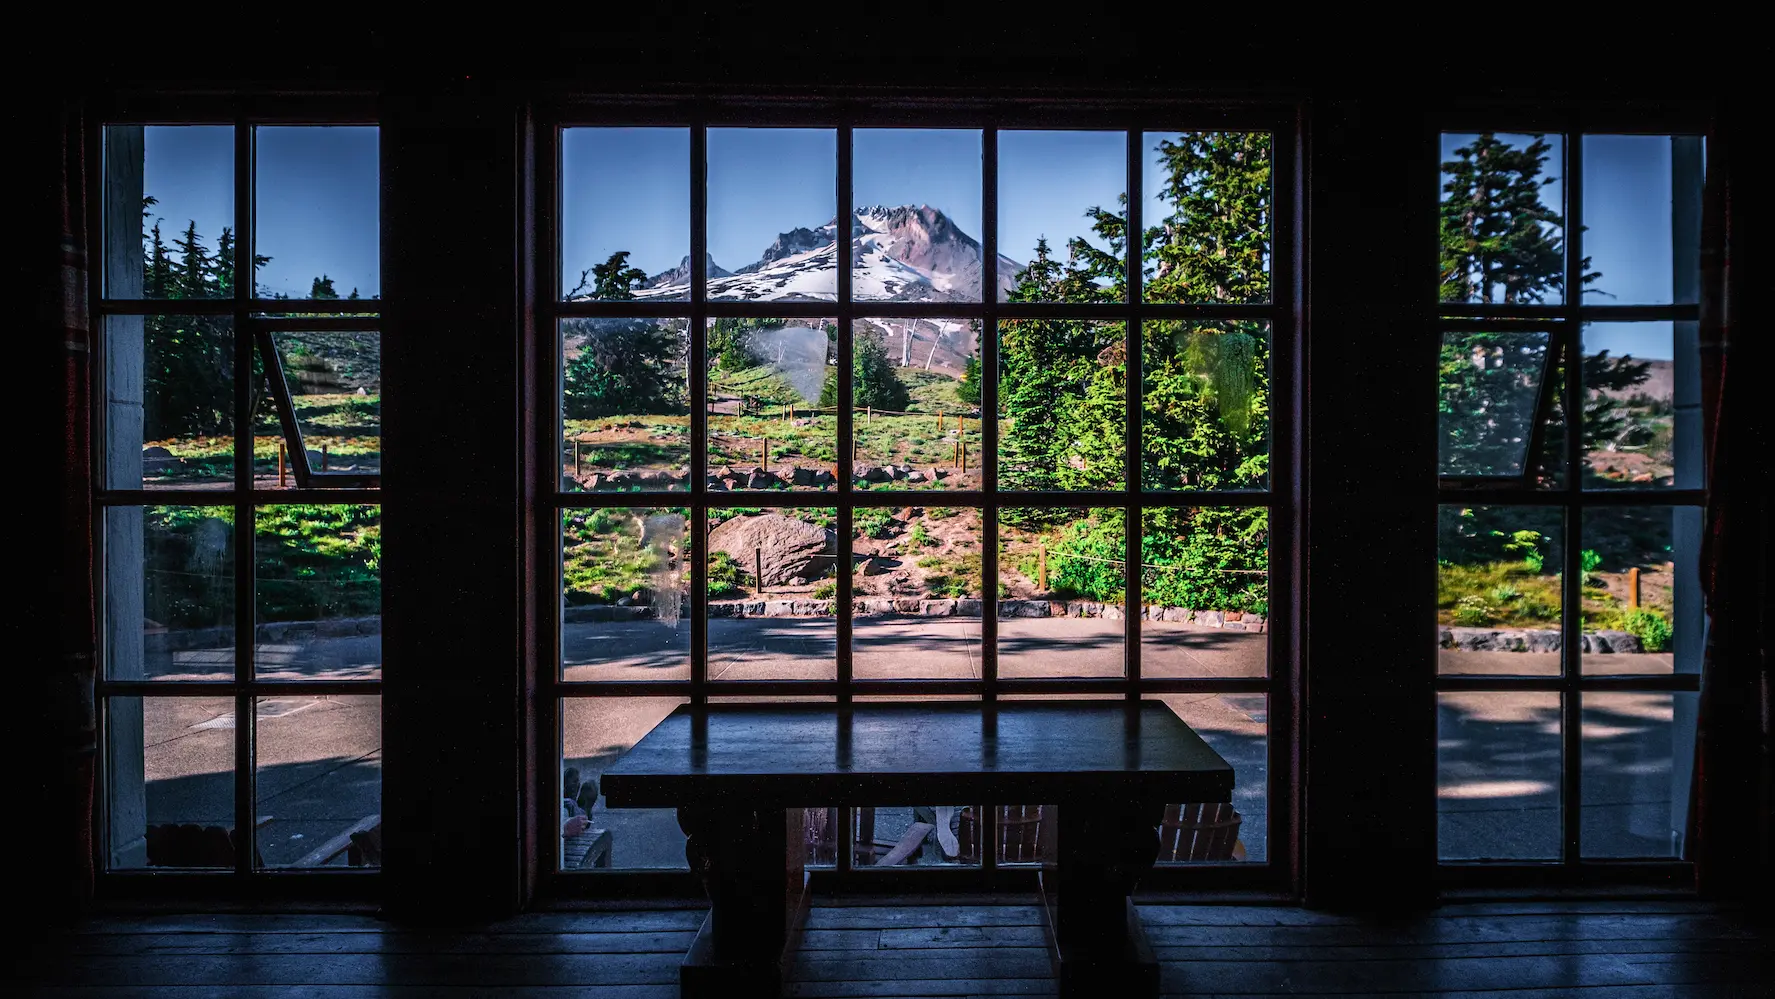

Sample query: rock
[931,468,950,479]
[954,598,983,616]
[707,476,727,491]
[906,470,927,483]
[1587,630,1644,654]
[717,466,736,480]
[1067,602,1102,618]
[1161,607,1190,623]
[1197,610,1224,628]
[581,473,604,490]
[615,595,633,607]
[865,466,894,483]
[707,512,837,587]
[741,600,766,617]
[763,600,798,617]
[893,598,924,614]
[814,469,836,486]
[1524,629,1561,653]
[790,577,808,586]
[142,446,175,460]
[1103,605,1124,620]
[1000,599,1049,618]
[892,465,909,480]
[860,556,895,576]
[792,466,818,487]
[707,602,738,618]
[747,470,777,489]
[919,599,955,616]
[722,476,744,491]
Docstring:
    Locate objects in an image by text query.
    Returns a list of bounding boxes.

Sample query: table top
[601,700,1234,808]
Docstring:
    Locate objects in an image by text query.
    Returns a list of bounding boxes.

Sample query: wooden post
[960,438,966,474]
[1628,567,1640,609]
[755,547,765,595]
[866,406,871,424]
[573,440,581,478]
[938,411,944,432]
[277,440,286,488]
[321,443,329,471]
[762,435,769,472]
[1038,547,1048,592]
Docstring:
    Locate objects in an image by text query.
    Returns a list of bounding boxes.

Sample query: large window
[1434,128,1705,877]
[544,112,1294,884]
[96,122,383,875]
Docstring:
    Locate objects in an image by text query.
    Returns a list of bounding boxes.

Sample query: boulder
[906,470,927,483]
[792,466,818,487]
[814,469,836,486]
[953,598,983,616]
[865,466,894,483]
[707,512,837,587]
[1000,599,1049,618]
[747,470,777,489]
[919,599,956,616]
[142,446,175,460]
[1585,630,1644,654]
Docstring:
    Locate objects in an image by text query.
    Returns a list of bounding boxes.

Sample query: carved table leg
[677,804,804,998]
[1042,798,1164,998]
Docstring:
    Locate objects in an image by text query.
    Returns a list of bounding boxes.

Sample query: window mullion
[688,122,709,707]
[233,118,257,878]
[836,124,855,705]
[980,124,999,705]
[1124,128,1143,698]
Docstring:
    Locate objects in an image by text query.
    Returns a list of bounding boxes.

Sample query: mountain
[634,205,1022,303]
[645,252,729,289]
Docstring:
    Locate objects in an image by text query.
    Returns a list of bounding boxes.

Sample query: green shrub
[1621,608,1673,653]
[707,550,746,599]
[1488,583,1521,604]
[908,522,936,548]
[812,580,836,600]
[1453,595,1492,626]
[857,507,894,539]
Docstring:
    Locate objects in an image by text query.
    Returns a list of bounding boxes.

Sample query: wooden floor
[17,897,1772,997]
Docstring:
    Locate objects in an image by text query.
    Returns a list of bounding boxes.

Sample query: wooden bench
[601,700,1234,998]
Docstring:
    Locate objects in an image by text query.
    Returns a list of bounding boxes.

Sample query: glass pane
[998,130,1126,303]
[562,507,690,681]
[707,128,837,302]
[1140,508,1268,679]
[561,697,689,869]
[562,127,690,302]
[561,318,689,491]
[107,506,235,681]
[1582,506,1702,674]
[1583,322,1694,489]
[1583,692,1686,858]
[851,318,981,487]
[706,318,838,489]
[1439,133,1568,306]
[256,694,381,868]
[1438,505,1564,676]
[107,696,234,869]
[998,507,1124,679]
[1582,135,1704,306]
[852,129,990,302]
[106,314,236,489]
[1439,691,1562,860]
[1143,320,1270,490]
[1142,131,1272,305]
[997,320,1123,491]
[269,331,381,479]
[1155,694,1267,862]
[254,126,380,300]
[254,505,381,681]
[707,507,838,680]
[853,506,983,680]
[105,125,234,300]
[1437,330,1554,480]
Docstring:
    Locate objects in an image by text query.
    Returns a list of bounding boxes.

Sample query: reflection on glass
[705,318,837,489]
[1582,692,1683,858]
[1438,505,1563,677]
[810,805,980,868]
[107,506,235,681]
[562,128,690,302]
[1439,132,1568,306]
[256,695,381,867]
[1143,131,1272,305]
[107,315,236,489]
[850,318,980,486]
[1581,506,1697,675]
[269,332,381,478]
[1143,321,1270,490]
[561,508,689,681]
[562,697,688,869]
[998,130,1126,303]
[852,129,994,302]
[1155,694,1267,862]
[1583,322,1682,489]
[561,318,689,491]
[707,128,837,302]
[254,505,381,681]
[106,125,235,300]
[1582,135,1704,307]
[1438,331,1553,480]
[853,506,983,680]
[1140,508,1268,679]
[998,320,1122,491]
[1438,691,1562,860]
[706,507,838,680]
[998,507,1124,679]
[254,126,380,300]
[108,696,235,869]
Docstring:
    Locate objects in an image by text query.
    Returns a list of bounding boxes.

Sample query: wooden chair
[293,813,382,868]
[956,804,1046,865]
[1159,802,1244,861]
[144,816,270,868]
[805,807,933,867]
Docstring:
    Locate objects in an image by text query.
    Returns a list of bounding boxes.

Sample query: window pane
[1142,132,1271,305]
[255,505,381,681]
[562,127,690,302]
[256,694,381,868]
[1583,322,1699,489]
[1439,691,1562,860]
[269,331,381,480]
[562,507,690,681]
[1439,133,1568,306]
[107,506,235,681]
[1582,506,1702,675]
[1583,692,1686,859]
[1140,508,1268,679]
[254,126,379,300]
[105,125,234,300]
[106,696,234,869]
[853,505,983,681]
[707,507,838,680]
[1143,320,1270,490]
[997,320,1123,491]
[1581,135,1704,307]
[998,507,1124,679]
[1154,694,1267,863]
[852,129,991,302]
[561,318,689,491]
[1437,330,1555,481]
[106,314,236,489]
[998,130,1126,303]
[851,318,981,487]
[1438,505,1563,677]
[561,697,689,869]
[706,318,838,489]
[707,128,837,302]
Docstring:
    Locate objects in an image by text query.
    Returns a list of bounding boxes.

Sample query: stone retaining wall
[146,615,382,653]
[563,598,1270,631]
[1438,626,1645,654]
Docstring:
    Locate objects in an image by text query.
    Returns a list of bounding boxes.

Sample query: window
[96,122,383,874]
[1434,128,1705,875]
[543,110,1294,884]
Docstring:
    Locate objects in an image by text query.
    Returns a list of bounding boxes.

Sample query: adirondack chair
[1159,802,1245,861]
[805,807,934,867]
[144,815,271,867]
[955,804,1047,865]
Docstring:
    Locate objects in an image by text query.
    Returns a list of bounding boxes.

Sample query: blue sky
[139,126,379,298]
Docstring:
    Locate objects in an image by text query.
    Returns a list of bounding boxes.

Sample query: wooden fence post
[1628,567,1640,609]
[762,435,769,472]
[573,440,580,478]
[278,440,286,488]
[321,443,329,471]
[756,547,765,595]
[938,411,944,432]
[1038,546,1048,592]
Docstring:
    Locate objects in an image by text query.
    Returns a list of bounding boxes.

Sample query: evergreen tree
[561,317,688,420]
[819,329,910,411]
[1439,133,1593,305]
[171,221,212,299]
[146,218,172,300]
[311,275,340,299]
[214,227,235,299]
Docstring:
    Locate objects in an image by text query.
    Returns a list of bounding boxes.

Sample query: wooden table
[601,700,1234,998]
